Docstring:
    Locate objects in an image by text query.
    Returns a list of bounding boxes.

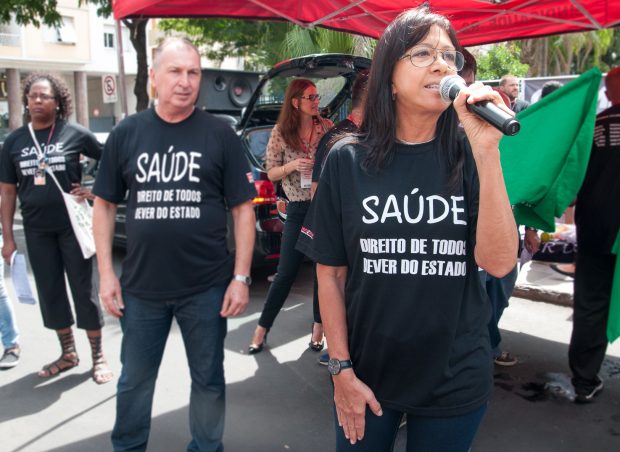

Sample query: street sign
[102,74,117,103]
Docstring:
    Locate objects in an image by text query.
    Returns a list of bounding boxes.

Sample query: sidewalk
[514,260,574,307]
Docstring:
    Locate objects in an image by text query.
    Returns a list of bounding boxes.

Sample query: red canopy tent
[112,0,620,46]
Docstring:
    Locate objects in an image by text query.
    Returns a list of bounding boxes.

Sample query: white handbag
[28,123,96,259]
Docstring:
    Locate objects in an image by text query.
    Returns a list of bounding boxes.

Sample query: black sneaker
[0,346,20,369]
[575,378,603,404]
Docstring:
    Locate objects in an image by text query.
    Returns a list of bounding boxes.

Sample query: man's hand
[524,228,541,254]
[99,270,124,318]
[70,183,95,201]
[220,280,249,317]
[2,237,16,265]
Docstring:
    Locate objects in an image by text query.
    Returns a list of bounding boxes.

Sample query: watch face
[328,358,341,375]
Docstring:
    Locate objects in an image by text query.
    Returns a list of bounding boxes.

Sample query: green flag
[608,230,620,343]
[500,68,602,232]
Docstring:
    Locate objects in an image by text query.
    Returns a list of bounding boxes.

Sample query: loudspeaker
[197,69,261,114]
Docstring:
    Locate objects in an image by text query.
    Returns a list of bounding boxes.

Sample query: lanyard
[302,125,314,154]
[36,122,56,167]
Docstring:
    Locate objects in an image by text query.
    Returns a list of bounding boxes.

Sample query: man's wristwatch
[327,358,353,375]
[233,274,252,286]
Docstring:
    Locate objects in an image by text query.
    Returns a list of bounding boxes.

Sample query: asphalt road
[1,225,619,452]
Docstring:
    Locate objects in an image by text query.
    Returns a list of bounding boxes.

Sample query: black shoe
[248,330,269,355]
[308,323,324,352]
[575,378,603,404]
[550,264,575,278]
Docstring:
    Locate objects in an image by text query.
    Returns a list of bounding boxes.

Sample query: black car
[230,53,371,266]
[106,54,371,268]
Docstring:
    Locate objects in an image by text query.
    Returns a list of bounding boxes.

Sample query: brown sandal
[38,353,80,378]
[89,334,113,384]
[38,330,79,378]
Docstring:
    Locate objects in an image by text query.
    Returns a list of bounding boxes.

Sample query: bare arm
[0,183,17,264]
[220,200,255,317]
[452,83,518,277]
[317,263,382,445]
[93,196,123,317]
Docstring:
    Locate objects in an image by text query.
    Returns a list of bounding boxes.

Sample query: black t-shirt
[300,139,492,416]
[93,108,256,299]
[0,120,102,231]
[312,118,358,182]
[575,104,620,255]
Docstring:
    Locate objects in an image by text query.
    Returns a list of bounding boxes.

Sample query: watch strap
[233,274,252,286]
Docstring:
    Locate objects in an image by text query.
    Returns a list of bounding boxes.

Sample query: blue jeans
[479,265,518,356]
[0,235,19,349]
[335,404,487,452]
[112,285,227,452]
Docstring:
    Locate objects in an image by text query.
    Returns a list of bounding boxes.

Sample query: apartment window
[44,16,77,44]
[0,19,20,47]
[104,32,114,49]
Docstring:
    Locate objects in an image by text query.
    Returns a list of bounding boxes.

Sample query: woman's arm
[265,125,313,182]
[452,83,518,277]
[317,263,382,446]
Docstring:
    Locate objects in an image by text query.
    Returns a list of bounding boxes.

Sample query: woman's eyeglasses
[400,46,465,71]
[27,94,56,101]
[300,94,321,101]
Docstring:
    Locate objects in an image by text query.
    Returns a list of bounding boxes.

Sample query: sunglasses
[300,94,321,101]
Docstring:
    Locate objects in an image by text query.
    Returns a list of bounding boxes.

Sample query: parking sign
[102,74,117,103]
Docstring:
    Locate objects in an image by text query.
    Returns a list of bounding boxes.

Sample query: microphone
[439,75,520,136]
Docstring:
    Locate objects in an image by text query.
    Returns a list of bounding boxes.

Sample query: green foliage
[158,18,376,70]
[80,0,112,18]
[0,0,61,27]
[158,18,290,70]
[476,43,529,80]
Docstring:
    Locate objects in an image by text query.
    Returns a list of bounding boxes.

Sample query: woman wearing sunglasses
[248,79,333,354]
[305,6,517,451]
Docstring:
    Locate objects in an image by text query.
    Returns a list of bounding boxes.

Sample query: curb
[513,285,574,308]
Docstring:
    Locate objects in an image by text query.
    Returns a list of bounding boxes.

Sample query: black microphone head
[439,75,466,103]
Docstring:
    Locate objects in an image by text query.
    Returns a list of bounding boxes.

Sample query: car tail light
[253,180,277,204]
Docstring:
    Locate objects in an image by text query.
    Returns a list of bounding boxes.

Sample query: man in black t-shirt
[92,38,256,451]
[569,67,620,404]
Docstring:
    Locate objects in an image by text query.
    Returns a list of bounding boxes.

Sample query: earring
[392,92,396,101]
[25,105,29,110]
[56,106,60,111]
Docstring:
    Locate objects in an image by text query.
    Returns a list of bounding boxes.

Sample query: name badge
[34,168,46,186]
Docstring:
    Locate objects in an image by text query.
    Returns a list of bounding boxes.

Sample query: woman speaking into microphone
[304,6,517,451]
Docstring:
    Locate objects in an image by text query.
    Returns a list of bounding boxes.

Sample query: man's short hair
[499,74,516,87]
[153,37,200,68]
[351,69,369,109]
[541,80,563,98]
[460,49,477,78]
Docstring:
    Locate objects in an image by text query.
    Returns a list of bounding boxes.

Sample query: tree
[475,43,529,80]
[158,18,375,70]
[81,1,149,111]
[520,30,614,76]
[0,0,61,27]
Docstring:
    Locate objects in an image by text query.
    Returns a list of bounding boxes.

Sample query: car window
[258,77,346,108]
[244,126,273,168]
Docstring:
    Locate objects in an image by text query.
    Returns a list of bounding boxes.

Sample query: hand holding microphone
[439,75,520,136]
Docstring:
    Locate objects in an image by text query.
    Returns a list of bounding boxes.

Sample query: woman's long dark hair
[22,72,72,121]
[360,6,465,191]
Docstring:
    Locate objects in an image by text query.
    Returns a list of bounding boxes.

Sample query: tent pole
[115,19,129,119]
